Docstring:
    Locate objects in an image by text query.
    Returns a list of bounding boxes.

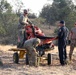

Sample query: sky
[7,0,76,16]
[7,0,53,16]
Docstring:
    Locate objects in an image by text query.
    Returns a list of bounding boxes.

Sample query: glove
[68,40,71,45]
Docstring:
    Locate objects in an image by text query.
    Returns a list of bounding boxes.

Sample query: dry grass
[0,45,76,75]
[0,25,76,75]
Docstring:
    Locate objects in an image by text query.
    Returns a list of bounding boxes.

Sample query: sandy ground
[0,45,76,75]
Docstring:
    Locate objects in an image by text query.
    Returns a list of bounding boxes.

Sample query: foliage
[0,0,18,44]
[31,17,46,26]
[40,0,76,28]
[28,13,37,19]
[0,0,76,44]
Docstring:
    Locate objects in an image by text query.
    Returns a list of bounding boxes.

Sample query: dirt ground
[0,45,76,75]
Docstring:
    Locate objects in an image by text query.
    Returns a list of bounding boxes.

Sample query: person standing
[69,22,76,61]
[17,9,32,48]
[57,20,69,65]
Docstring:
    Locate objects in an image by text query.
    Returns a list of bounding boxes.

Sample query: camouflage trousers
[26,47,38,66]
[18,29,25,43]
[17,29,27,48]
[69,39,76,61]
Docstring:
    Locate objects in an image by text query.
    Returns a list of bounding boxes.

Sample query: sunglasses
[24,12,28,14]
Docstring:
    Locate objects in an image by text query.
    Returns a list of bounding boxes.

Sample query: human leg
[17,30,24,48]
[58,45,64,65]
[69,40,75,61]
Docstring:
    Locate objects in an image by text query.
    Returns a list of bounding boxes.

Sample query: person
[69,22,76,61]
[23,38,41,66]
[57,20,69,66]
[17,9,32,48]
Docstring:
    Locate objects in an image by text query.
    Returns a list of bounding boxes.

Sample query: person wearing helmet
[17,9,32,48]
[23,38,41,66]
[18,9,32,27]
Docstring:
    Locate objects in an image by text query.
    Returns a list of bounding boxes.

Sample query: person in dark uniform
[57,20,69,66]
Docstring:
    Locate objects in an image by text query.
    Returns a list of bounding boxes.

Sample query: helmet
[24,9,28,14]
[35,38,41,47]
[36,38,41,44]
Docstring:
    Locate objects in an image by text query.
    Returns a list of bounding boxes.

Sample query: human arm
[27,19,32,25]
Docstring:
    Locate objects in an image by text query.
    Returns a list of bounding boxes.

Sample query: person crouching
[23,38,41,66]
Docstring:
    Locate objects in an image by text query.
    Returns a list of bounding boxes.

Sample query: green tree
[0,0,19,44]
[40,0,75,26]
[40,4,52,24]
[0,0,12,35]
[28,13,37,19]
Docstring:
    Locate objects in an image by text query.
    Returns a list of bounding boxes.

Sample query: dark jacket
[58,26,69,45]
